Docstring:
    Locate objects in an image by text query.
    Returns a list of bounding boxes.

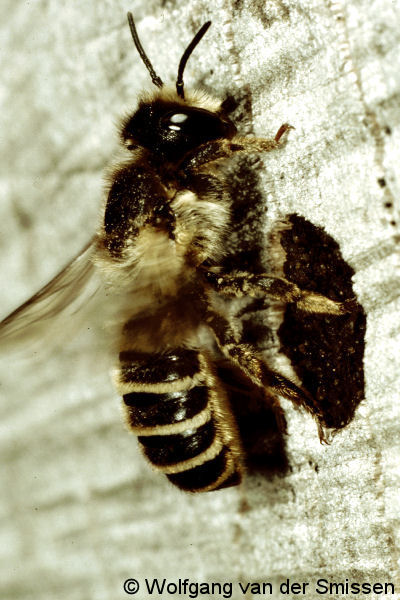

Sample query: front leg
[205,271,357,315]
[180,124,293,174]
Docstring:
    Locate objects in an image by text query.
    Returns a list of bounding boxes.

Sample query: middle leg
[205,270,357,315]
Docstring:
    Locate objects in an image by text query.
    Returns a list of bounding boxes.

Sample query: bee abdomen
[117,348,202,392]
[167,448,242,491]
[124,387,209,429]
[116,348,243,492]
[138,420,217,469]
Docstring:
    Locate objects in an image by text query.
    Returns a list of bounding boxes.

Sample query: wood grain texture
[1,1,399,599]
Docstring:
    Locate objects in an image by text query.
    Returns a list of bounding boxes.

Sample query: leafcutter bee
[0,13,359,492]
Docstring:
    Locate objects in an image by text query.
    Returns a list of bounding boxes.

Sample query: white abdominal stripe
[118,347,242,491]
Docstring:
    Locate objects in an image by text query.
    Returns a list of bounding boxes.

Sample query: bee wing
[0,236,103,349]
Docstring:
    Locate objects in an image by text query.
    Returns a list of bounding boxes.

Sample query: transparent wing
[0,236,103,350]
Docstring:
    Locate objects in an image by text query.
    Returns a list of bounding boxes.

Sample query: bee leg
[205,270,357,315]
[269,397,288,435]
[205,309,325,428]
[274,123,294,143]
[216,357,288,435]
[228,124,294,153]
[180,124,293,174]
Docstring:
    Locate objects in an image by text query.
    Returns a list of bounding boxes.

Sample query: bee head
[121,98,237,162]
[122,14,236,162]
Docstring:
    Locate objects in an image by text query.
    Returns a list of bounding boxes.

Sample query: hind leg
[206,308,327,442]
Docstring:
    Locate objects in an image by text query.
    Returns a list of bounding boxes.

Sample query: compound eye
[170,113,188,123]
[165,112,188,131]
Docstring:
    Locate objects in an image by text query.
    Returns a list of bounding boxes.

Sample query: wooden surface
[1,1,400,599]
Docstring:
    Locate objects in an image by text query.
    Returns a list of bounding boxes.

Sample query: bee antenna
[176,21,211,99]
[127,12,164,89]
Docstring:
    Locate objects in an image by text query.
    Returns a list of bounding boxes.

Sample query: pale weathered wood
[1,1,399,599]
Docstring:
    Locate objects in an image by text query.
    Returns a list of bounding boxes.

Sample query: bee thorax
[171,189,231,264]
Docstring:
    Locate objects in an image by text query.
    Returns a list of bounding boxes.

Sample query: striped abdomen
[115,348,243,492]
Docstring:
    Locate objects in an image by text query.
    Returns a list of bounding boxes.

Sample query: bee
[0,13,357,492]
